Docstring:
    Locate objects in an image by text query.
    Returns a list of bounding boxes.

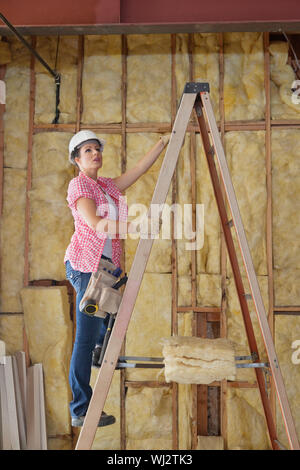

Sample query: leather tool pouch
[79,258,120,317]
[98,286,122,316]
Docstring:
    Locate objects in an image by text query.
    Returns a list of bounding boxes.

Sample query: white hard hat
[68,130,105,164]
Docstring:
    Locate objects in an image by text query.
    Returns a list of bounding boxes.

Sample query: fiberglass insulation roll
[162,336,236,385]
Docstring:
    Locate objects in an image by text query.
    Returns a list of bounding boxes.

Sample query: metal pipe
[0,12,59,79]
[0,12,61,123]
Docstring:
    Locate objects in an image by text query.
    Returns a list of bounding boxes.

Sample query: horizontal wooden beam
[124,380,258,388]
[124,380,171,388]
[177,306,221,313]
[1,23,300,37]
[32,119,300,135]
[275,306,300,311]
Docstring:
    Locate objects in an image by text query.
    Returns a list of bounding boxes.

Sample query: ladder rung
[118,356,163,362]
[236,363,269,369]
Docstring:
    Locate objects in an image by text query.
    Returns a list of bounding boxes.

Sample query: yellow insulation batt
[223,32,265,121]
[197,436,224,450]
[82,35,122,124]
[20,286,73,437]
[162,336,236,385]
[127,34,171,123]
[269,41,300,119]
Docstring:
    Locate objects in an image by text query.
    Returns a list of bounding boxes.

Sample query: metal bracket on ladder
[75,83,300,451]
[115,355,270,370]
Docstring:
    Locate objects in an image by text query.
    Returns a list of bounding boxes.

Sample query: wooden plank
[26,366,40,450]
[0,340,5,359]
[75,91,198,450]
[227,381,258,389]
[275,306,300,312]
[274,311,300,316]
[0,79,5,104]
[177,306,220,313]
[264,31,276,426]
[171,33,178,451]
[189,50,199,448]
[200,91,300,450]
[188,37,197,318]
[199,381,258,389]
[124,381,171,388]
[190,130,197,309]
[24,37,36,288]
[0,363,11,449]
[12,356,27,449]
[34,124,76,133]
[218,31,228,450]
[36,364,47,449]
[0,65,6,217]
[0,366,3,449]
[76,35,84,133]
[15,351,27,431]
[3,356,20,449]
[263,32,274,332]
[171,34,177,125]
[120,33,127,452]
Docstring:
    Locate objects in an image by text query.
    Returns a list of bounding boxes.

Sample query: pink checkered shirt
[64,172,128,272]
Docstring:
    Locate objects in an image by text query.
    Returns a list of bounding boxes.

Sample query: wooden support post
[32,118,300,135]
[0,361,11,449]
[218,31,228,449]
[76,36,84,134]
[188,32,199,451]
[263,31,276,423]
[0,65,6,216]
[120,33,127,451]
[23,37,36,368]
[171,32,179,451]
[24,37,36,288]
[12,356,27,449]
[3,356,20,449]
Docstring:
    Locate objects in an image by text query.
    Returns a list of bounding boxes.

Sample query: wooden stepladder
[75,83,299,451]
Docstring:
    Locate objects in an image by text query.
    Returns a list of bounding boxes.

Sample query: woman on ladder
[64,130,168,428]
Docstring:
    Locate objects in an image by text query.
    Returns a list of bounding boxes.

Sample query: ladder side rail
[200,91,299,450]
[75,92,198,450]
[194,99,279,450]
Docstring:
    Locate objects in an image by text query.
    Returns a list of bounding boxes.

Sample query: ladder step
[118,356,163,362]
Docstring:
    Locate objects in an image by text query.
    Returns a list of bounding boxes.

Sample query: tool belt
[79,258,123,318]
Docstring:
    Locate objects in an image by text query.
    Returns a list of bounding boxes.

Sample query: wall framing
[1,31,300,450]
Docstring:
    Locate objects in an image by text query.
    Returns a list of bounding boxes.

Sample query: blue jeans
[65,259,109,418]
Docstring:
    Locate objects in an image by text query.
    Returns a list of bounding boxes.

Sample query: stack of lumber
[0,340,47,450]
